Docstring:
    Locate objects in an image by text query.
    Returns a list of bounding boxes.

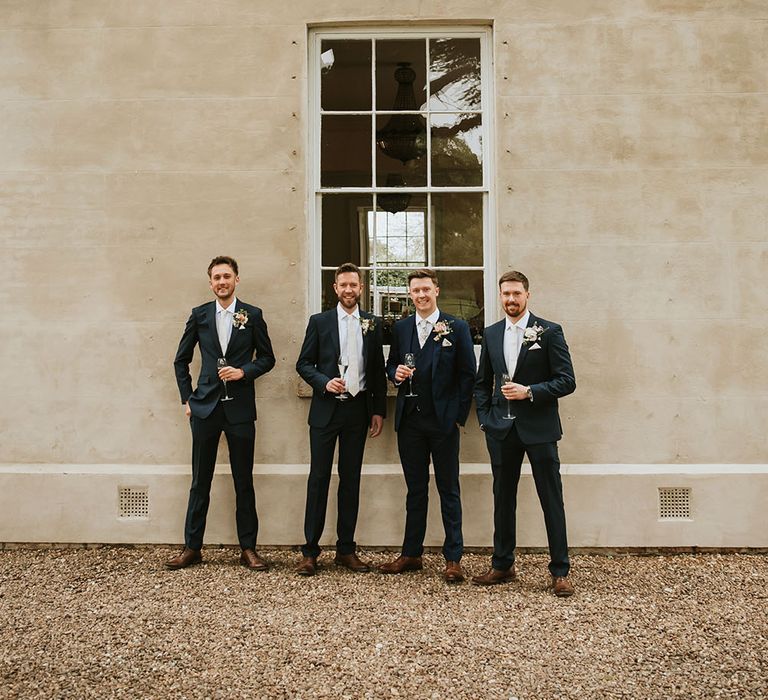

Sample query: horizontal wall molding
[1,463,766,548]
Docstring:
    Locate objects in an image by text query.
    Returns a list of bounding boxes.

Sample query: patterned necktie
[345,315,360,397]
[417,319,431,348]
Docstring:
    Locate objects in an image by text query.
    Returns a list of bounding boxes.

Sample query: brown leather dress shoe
[240,548,269,571]
[165,547,202,570]
[552,575,575,597]
[378,555,423,574]
[443,560,465,584]
[471,566,516,586]
[296,556,317,577]
[334,552,371,573]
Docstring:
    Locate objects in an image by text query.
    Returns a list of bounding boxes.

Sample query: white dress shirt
[337,303,366,391]
[216,297,237,355]
[504,310,530,377]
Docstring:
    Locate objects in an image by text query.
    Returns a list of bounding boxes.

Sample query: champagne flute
[404,353,417,397]
[501,373,513,420]
[336,354,349,401]
[218,357,234,402]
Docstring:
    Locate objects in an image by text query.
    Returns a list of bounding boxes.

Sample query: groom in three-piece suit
[380,269,476,583]
[167,256,275,571]
[473,270,576,596]
[295,262,387,576]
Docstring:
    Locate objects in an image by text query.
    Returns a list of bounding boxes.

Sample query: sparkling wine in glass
[218,357,234,402]
[501,373,513,420]
[404,353,417,398]
[336,354,349,401]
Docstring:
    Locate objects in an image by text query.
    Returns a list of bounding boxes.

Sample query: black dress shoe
[240,549,269,571]
[334,552,371,572]
[165,547,202,570]
[296,556,317,577]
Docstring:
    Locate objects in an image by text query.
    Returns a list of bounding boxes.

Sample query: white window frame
[307,25,497,337]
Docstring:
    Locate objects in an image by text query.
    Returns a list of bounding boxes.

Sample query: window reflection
[429,38,481,112]
[431,113,482,186]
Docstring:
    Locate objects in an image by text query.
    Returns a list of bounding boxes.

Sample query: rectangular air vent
[658,487,691,520]
[119,487,149,519]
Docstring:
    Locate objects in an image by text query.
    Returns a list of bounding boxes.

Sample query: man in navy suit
[380,269,476,583]
[295,262,387,576]
[167,256,275,570]
[473,270,576,596]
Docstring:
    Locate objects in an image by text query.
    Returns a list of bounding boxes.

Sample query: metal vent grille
[658,487,691,520]
[119,487,149,519]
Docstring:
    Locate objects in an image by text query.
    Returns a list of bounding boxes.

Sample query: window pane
[321,40,372,111]
[321,269,372,312]
[321,194,373,267]
[429,38,481,111]
[375,114,427,188]
[432,193,483,266]
[321,115,372,187]
[368,269,413,344]
[433,269,485,343]
[431,113,482,186]
[376,40,427,111]
[369,196,427,267]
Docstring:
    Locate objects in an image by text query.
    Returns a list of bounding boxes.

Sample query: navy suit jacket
[474,313,575,458]
[296,308,387,428]
[174,300,275,422]
[386,312,476,433]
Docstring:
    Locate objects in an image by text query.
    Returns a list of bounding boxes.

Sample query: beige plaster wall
[1,1,765,468]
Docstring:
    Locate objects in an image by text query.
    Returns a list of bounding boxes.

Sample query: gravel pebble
[1,548,766,699]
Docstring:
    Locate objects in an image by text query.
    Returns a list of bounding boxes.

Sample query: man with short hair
[380,269,476,583]
[167,256,275,570]
[295,262,387,576]
[473,270,576,596]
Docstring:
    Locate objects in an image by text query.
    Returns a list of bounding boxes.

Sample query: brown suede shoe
[296,556,317,577]
[471,566,516,586]
[443,560,465,584]
[334,552,371,573]
[378,555,423,574]
[552,576,575,597]
[165,547,202,570]
[240,548,269,571]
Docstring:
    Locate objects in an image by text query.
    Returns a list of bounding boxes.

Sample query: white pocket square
[529,342,542,350]
[442,339,452,347]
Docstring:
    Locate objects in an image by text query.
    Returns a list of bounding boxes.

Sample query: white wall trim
[2,464,766,548]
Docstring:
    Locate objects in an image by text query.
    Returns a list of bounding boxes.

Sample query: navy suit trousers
[490,424,569,577]
[397,408,463,561]
[302,393,369,558]
[185,402,258,550]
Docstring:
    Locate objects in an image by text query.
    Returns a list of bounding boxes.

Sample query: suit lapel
[329,309,341,359]
[406,315,419,355]
[513,314,537,379]
[490,320,505,374]
[360,311,370,368]
[207,301,225,357]
[431,312,445,379]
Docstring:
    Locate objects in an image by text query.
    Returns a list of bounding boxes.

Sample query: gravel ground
[1,548,766,700]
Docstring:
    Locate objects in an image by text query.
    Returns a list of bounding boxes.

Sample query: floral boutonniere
[360,317,376,336]
[233,309,249,330]
[522,323,547,345]
[433,319,453,346]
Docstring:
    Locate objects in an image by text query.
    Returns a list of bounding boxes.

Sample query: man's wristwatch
[526,386,533,401]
